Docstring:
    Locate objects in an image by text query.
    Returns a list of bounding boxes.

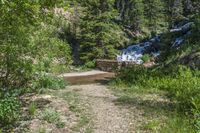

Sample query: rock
[180,51,200,69]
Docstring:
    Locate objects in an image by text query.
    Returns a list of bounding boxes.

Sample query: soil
[16,70,167,133]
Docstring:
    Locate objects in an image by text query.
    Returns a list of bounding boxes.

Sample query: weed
[160,116,195,133]
[0,96,20,125]
[28,102,37,116]
[143,120,160,131]
[41,108,65,128]
[42,108,60,123]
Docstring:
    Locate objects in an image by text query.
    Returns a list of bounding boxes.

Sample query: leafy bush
[116,65,150,84]
[115,65,200,130]
[84,61,96,68]
[141,54,150,63]
[116,65,200,112]
[0,97,20,125]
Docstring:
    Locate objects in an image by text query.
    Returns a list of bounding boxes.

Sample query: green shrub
[116,65,200,112]
[141,54,150,63]
[116,65,150,84]
[84,61,96,68]
[0,97,20,125]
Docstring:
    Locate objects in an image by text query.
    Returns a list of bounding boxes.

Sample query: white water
[117,22,193,64]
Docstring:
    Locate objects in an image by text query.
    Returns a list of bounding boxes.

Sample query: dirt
[70,84,133,133]
[17,70,160,133]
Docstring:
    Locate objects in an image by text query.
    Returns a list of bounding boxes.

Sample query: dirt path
[69,84,133,133]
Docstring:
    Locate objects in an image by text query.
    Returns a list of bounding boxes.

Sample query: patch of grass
[52,90,93,132]
[160,116,195,133]
[37,128,46,133]
[41,108,65,128]
[42,108,60,123]
[56,121,65,128]
[72,115,90,131]
[28,102,37,116]
[143,120,160,131]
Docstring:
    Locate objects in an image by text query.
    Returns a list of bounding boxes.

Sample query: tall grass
[114,65,200,131]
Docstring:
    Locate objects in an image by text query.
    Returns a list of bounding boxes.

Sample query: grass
[50,90,93,132]
[28,102,37,116]
[143,120,160,131]
[41,108,65,128]
[109,83,195,133]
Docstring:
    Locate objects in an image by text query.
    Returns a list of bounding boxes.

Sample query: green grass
[161,116,195,133]
[109,80,196,133]
[41,108,65,128]
[143,120,160,131]
[50,90,93,132]
[28,102,37,116]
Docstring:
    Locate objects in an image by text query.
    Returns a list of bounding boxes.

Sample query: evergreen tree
[144,0,165,34]
[115,0,144,33]
[171,0,184,26]
[79,0,127,63]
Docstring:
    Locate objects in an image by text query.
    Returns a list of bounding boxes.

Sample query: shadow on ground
[114,95,176,113]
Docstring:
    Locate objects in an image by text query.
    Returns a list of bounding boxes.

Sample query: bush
[0,97,20,125]
[84,61,96,68]
[116,65,200,112]
[141,54,150,63]
[149,66,200,112]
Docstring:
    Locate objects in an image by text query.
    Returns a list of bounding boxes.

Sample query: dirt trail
[69,84,133,133]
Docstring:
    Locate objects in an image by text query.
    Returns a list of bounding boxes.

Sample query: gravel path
[70,84,133,133]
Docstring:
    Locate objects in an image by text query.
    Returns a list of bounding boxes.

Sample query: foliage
[84,61,96,68]
[141,54,150,63]
[113,64,200,131]
[33,74,66,91]
[28,102,37,116]
[116,65,200,112]
[42,108,65,128]
[79,0,128,63]
[160,116,195,133]
[0,1,71,90]
[0,97,20,125]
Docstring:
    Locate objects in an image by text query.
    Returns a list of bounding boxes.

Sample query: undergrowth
[111,65,200,132]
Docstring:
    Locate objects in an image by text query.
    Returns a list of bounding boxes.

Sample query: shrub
[148,66,200,112]
[116,65,200,112]
[141,54,150,63]
[0,97,20,125]
[116,65,150,84]
[84,61,96,68]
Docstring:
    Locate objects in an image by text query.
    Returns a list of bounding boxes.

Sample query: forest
[0,0,200,132]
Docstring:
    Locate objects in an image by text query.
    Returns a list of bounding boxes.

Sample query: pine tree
[171,0,184,26]
[79,0,127,63]
[115,0,144,33]
[144,0,165,34]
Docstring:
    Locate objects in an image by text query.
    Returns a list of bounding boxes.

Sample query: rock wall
[96,59,138,72]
